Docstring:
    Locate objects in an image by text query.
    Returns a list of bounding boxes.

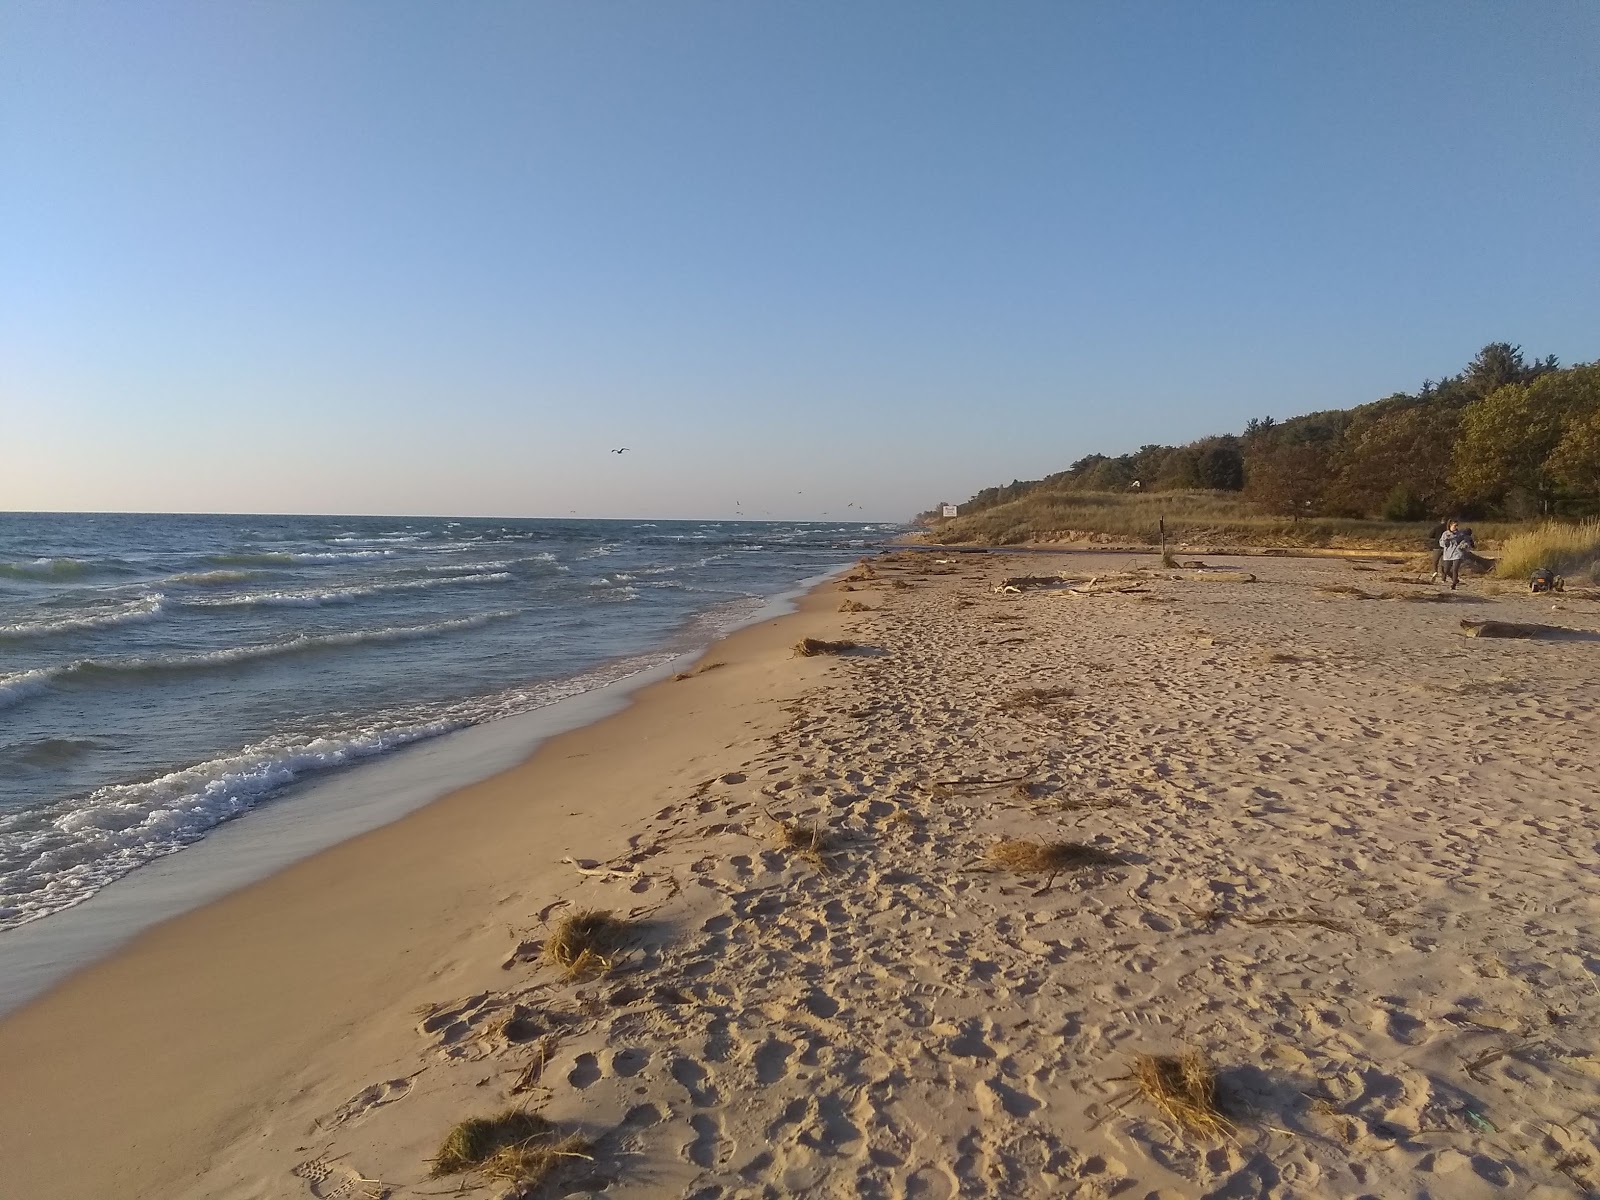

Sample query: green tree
[1246,442,1331,516]
[1548,410,1600,500]
[1464,342,1530,398]
[1195,441,1245,491]
[1451,366,1597,514]
[1328,404,1461,518]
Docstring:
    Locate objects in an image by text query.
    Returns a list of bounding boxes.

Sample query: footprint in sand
[752,1036,794,1084]
[670,1055,722,1106]
[568,1052,602,1089]
[290,1157,385,1199]
[310,1074,419,1133]
[685,1112,732,1168]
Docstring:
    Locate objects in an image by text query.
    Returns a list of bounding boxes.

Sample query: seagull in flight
[611,447,630,454]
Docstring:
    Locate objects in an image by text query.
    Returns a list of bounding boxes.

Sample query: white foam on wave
[180,572,512,609]
[0,669,55,710]
[0,721,461,929]
[0,647,680,930]
[0,596,167,640]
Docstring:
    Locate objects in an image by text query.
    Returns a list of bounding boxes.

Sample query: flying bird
[611,447,630,454]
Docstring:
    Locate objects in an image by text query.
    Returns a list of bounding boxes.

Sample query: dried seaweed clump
[1133,1052,1234,1138]
[839,599,872,612]
[794,637,859,657]
[999,686,1074,712]
[543,910,631,979]
[987,838,1121,874]
[772,816,835,869]
[431,1108,594,1186]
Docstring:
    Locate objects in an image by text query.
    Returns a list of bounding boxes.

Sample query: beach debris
[542,910,631,980]
[1460,619,1567,639]
[985,838,1123,891]
[793,637,859,657]
[1131,1052,1234,1139]
[998,686,1074,713]
[767,810,836,868]
[673,661,727,681]
[430,1108,593,1188]
[992,575,1066,593]
[509,1035,562,1094]
[839,599,872,612]
[1065,575,1150,595]
[1181,570,1255,583]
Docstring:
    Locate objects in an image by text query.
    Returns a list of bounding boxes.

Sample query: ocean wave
[0,646,682,929]
[0,737,103,769]
[0,613,518,708]
[180,573,512,610]
[0,669,55,709]
[205,550,396,566]
[0,596,167,640]
[0,557,131,581]
[0,721,465,929]
[167,569,258,586]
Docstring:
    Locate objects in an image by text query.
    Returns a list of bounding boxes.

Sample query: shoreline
[0,573,839,1017]
[0,569,855,1200]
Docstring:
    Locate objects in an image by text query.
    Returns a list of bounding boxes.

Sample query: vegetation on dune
[925,344,1600,548]
[1492,519,1600,583]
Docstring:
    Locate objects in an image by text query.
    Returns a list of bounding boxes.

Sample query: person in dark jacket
[1439,520,1474,590]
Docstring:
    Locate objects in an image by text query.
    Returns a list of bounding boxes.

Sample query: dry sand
[3,551,1600,1199]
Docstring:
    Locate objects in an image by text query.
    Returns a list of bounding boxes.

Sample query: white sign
[942,504,958,518]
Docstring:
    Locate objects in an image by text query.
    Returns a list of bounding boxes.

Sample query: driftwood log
[1460,619,1560,639]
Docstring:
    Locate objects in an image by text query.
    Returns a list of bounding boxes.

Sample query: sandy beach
[4,549,1600,1199]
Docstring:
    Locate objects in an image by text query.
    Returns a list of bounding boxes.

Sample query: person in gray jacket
[1439,520,1474,590]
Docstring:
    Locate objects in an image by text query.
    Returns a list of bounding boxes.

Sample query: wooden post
[1159,516,1166,563]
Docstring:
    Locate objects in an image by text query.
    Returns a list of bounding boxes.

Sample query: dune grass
[431,1108,594,1190]
[927,488,1528,550]
[770,813,836,868]
[543,910,631,980]
[1492,519,1600,583]
[1132,1053,1234,1139]
[986,838,1122,890]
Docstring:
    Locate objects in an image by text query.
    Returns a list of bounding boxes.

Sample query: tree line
[950,344,1600,523]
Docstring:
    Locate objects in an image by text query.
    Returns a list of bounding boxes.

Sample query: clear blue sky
[3,1,1596,520]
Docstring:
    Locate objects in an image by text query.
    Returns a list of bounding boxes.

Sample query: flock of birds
[601,448,862,519]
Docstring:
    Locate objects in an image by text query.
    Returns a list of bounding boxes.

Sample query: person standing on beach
[1439,519,1473,589]
[1427,518,1448,580]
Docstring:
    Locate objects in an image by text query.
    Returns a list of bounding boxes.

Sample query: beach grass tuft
[431,1107,594,1188]
[1132,1052,1234,1139]
[769,812,836,868]
[542,910,631,979]
[794,637,859,657]
[1493,519,1600,583]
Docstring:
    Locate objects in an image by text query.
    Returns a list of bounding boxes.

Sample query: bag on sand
[1529,567,1562,594]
